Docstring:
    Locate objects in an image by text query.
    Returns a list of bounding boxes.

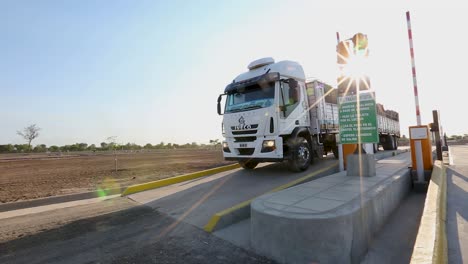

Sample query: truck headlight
[261,140,276,152]
[222,142,230,153]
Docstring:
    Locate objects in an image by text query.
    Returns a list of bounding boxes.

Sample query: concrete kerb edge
[121,163,240,196]
[410,160,448,264]
[0,187,123,213]
[204,162,339,233]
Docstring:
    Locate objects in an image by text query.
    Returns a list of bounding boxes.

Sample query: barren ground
[0,149,232,203]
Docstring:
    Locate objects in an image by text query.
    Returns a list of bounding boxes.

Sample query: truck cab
[217,58,318,171]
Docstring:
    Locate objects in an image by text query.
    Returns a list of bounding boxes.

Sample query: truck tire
[332,146,339,159]
[288,137,312,172]
[382,135,394,151]
[393,136,398,150]
[373,143,379,153]
[239,160,258,170]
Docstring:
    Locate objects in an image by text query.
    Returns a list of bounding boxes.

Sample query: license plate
[239,143,247,148]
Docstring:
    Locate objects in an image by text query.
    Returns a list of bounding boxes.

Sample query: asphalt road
[360,192,426,264]
[0,149,408,263]
[0,157,339,264]
[128,157,338,229]
[0,200,275,264]
[446,145,468,264]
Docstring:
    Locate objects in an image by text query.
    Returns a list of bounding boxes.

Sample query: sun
[337,45,371,96]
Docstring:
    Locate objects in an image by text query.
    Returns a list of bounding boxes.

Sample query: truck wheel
[373,143,379,153]
[332,146,339,159]
[239,160,258,170]
[382,135,394,151]
[288,137,312,172]
[393,136,398,150]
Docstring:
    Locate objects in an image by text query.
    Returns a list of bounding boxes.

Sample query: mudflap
[312,136,324,161]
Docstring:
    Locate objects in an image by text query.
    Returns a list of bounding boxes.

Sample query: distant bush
[0,140,220,153]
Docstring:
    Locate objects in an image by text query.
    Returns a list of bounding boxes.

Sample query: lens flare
[96,177,120,199]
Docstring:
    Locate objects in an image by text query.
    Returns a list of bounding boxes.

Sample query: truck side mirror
[217,94,224,115]
[288,78,298,89]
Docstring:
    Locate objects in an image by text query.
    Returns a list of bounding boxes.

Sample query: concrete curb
[0,187,123,213]
[204,162,339,233]
[121,163,240,196]
[411,160,448,264]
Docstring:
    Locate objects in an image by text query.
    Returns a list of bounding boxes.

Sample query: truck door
[279,80,308,133]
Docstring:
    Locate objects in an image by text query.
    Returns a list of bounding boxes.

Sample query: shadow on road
[361,191,426,264]
[0,203,274,264]
[446,168,468,264]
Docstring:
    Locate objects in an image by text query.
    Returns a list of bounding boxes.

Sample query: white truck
[217,57,400,171]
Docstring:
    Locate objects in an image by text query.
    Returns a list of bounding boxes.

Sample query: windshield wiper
[228,105,262,113]
[241,105,262,111]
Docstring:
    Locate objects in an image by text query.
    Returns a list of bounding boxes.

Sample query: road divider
[410,160,448,264]
[204,162,339,233]
[121,163,240,196]
[205,148,410,233]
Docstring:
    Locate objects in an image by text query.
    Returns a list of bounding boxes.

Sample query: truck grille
[237,148,255,155]
[232,130,257,135]
[231,124,258,135]
[234,137,256,142]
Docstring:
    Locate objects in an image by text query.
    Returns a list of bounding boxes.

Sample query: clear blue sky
[1,0,467,146]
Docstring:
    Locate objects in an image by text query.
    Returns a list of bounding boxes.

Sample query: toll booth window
[280,82,300,118]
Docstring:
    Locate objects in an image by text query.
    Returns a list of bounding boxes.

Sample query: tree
[17,124,41,150]
[106,136,117,150]
[100,142,108,150]
[78,143,88,151]
[0,144,14,153]
[144,143,153,149]
[14,144,30,153]
[209,139,221,147]
[87,144,96,151]
[60,145,71,152]
[155,142,165,149]
[49,145,60,152]
[33,144,47,152]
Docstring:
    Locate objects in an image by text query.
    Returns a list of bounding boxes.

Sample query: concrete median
[204,162,339,233]
[250,152,412,264]
[410,160,448,264]
[205,148,409,234]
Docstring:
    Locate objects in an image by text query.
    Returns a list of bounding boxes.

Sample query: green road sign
[338,92,378,144]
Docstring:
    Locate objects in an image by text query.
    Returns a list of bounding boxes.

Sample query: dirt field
[0,149,232,203]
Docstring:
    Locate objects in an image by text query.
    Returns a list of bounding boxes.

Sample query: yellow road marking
[121,163,240,196]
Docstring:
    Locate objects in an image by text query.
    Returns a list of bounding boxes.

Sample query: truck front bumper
[222,136,284,161]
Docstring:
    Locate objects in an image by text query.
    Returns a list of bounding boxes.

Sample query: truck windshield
[225,82,275,113]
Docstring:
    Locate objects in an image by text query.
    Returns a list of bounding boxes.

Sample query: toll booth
[409,125,433,182]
